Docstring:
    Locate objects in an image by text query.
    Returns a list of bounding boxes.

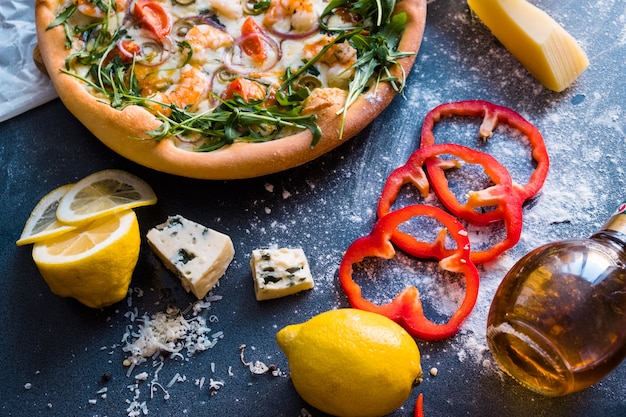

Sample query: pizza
[35,0,426,179]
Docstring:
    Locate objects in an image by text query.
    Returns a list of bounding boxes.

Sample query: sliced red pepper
[339,204,480,341]
[133,0,171,39]
[464,186,524,264]
[420,99,549,223]
[414,393,424,417]
[241,17,268,64]
[377,143,523,264]
[379,143,514,227]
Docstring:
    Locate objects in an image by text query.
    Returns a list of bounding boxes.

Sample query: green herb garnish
[338,12,412,138]
[46,3,77,48]
[48,0,411,151]
[147,92,322,151]
[320,0,397,31]
[281,6,412,139]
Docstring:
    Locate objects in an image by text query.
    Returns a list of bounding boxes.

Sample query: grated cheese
[208,378,225,395]
[149,382,170,400]
[239,344,284,377]
[118,293,224,416]
[121,299,223,369]
[167,373,184,388]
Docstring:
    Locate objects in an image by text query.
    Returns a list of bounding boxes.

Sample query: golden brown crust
[35,0,427,179]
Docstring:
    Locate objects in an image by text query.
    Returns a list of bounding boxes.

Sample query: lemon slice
[16,184,77,246]
[56,169,157,225]
[32,210,140,308]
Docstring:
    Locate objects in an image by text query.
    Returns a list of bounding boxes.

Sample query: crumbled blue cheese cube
[147,215,234,299]
[250,248,314,301]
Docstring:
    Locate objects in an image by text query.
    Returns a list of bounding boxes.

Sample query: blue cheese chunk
[147,215,234,299]
[250,248,314,301]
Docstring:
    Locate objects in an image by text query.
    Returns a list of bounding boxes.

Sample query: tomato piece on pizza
[133,0,171,39]
[222,78,269,103]
[240,17,268,64]
[35,0,427,179]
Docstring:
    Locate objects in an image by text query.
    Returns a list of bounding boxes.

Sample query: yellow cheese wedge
[467,0,589,92]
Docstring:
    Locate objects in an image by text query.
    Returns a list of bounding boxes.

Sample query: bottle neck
[591,212,626,253]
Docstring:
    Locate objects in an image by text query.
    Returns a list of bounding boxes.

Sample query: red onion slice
[266,22,320,40]
[141,37,173,66]
[116,38,138,60]
[116,36,173,67]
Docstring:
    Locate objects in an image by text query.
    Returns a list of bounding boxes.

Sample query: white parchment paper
[0,0,58,123]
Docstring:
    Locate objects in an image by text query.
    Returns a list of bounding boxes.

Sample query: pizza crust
[35,0,427,179]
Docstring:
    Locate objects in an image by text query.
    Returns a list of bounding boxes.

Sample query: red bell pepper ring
[379,143,515,227]
[420,100,549,220]
[463,185,524,264]
[377,143,523,264]
[133,0,171,39]
[339,204,480,341]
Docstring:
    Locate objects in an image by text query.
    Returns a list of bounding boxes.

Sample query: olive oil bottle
[487,202,626,396]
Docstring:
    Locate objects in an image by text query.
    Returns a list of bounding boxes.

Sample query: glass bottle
[487,201,626,396]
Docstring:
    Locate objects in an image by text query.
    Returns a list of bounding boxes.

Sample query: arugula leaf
[46,3,77,48]
[52,0,410,153]
[320,0,397,31]
[279,29,359,90]
[335,12,412,137]
[144,94,322,150]
[380,9,409,45]
[281,0,412,140]
[46,3,77,30]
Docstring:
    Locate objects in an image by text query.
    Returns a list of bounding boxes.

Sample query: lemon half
[32,210,140,308]
[277,309,422,417]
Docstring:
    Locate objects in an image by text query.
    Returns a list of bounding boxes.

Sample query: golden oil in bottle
[487,202,626,396]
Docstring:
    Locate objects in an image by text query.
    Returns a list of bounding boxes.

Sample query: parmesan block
[147,215,234,299]
[467,0,589,92]
[250,248,314,301]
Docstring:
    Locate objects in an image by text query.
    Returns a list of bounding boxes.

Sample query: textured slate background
[2,0,625,416]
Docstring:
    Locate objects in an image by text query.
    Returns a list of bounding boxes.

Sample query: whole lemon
[276,308,422,417]
[32,210,140,308]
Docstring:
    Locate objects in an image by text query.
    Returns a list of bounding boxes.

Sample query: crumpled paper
[0,0,58,123]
